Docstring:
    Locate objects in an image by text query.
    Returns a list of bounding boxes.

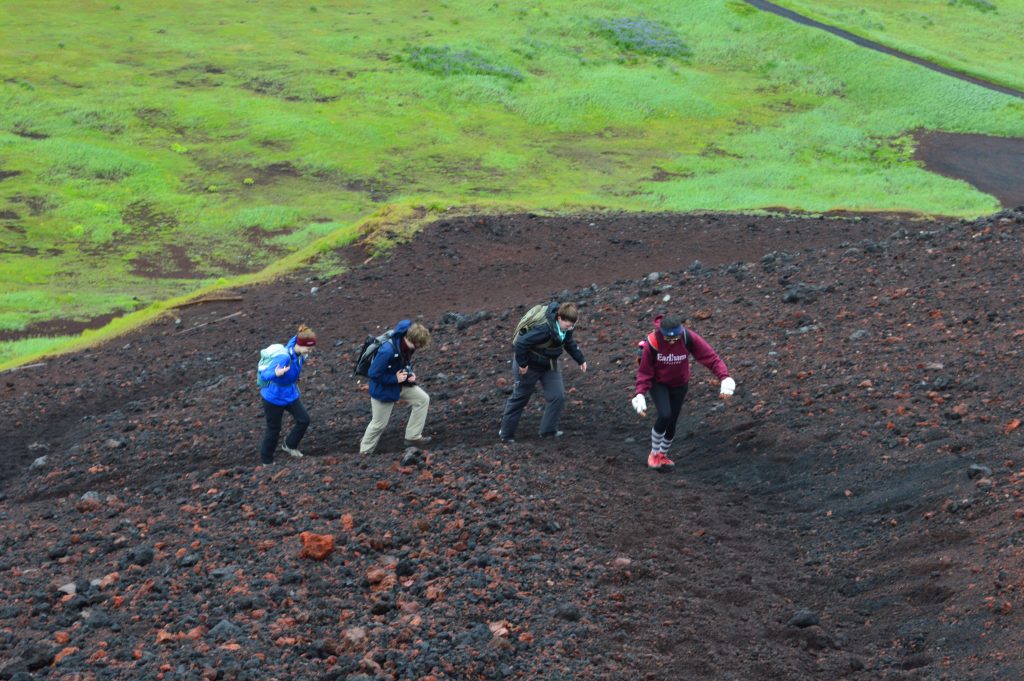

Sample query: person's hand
[275,364,290,377]
[396,369,409,383]
[631,394,647,416]
[720,377,736,399]
[518,365,529,375]
[580,362,588,373]
[406,372,417,383]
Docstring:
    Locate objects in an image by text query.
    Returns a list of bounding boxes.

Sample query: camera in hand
[401,365,416,385]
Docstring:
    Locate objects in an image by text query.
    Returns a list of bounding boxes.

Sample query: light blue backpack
[256,343,287,388]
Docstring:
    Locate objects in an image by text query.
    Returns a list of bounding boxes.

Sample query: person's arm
[634,342,655,396]
[265,353,296,384]
[688,330,734,396]
[368,340,400,384]
[688,330,729,380]
[259,357,286,384]
[513,325,548,368]
[563,331,585,366]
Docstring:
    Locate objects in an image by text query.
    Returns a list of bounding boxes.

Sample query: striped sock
[662,436,674,454]
[651,429,667,453]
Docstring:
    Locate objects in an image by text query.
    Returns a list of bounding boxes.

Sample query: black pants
[261,399,310,463]
[499,363,565,438]
[650,383,688,439]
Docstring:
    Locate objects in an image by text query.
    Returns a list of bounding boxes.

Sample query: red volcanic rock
[298,532,335,560]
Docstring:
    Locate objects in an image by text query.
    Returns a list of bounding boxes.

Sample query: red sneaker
[647,451,662,469]
[660,452,675,467]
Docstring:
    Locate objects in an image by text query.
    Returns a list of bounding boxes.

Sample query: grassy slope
[768,0,1024,92]
[1,0,1023,367]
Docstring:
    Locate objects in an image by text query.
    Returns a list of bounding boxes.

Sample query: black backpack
[354,329,395,377]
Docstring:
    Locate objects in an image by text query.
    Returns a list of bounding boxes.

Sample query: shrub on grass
[951,0,997,12]
[594,17,691,60]
[402,46,524,81]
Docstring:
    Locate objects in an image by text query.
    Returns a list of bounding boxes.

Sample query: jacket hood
[393,319,412,336]
[285,336,298,351]
[545,302,560,325]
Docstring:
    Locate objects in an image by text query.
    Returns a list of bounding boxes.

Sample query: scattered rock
[787,609,820,628]
[400,448,422,467]
[967,464,992,479]
[75,492,103,513]
[129,545,155,566]
[299,532,335,560]
[208,619,243,642]
[554,603,581,622]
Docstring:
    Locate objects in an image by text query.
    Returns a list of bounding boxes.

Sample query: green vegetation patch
[402,46,525,81]
[0,0,1022,369]
[768,0,1024,92]
[594,17,691,59]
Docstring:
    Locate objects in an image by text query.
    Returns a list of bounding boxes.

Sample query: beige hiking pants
[359,385,430,454]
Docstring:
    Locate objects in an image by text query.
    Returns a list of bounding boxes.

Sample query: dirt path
[745,0,1024,100]
[915,131,1024,209]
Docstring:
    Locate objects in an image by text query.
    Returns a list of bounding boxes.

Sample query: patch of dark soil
[0,169,22,181]
[915,131,1024,208]
[121,200,179,230]
[344,175,397,203]
[11,127,49,140]
[249,161,302,184]
[134,107,171,125]
[0,245,37,256]
[336,211,917,313]
[0,311,123,342]
[2,208,1023,680]
[645,167,692,181]
[9,194,53,215]
[0,209,20,220]
[240,226,293,261]
[129,244,205,279]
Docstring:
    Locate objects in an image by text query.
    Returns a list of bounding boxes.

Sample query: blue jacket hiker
[258,324,317,465]
[359,320,433,455]
[499,301,588,441]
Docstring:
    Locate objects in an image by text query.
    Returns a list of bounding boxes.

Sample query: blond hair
[296,324,317,342]
[406,323,431,348]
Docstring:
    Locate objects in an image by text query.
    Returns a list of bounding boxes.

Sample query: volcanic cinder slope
[1,208,1022,680]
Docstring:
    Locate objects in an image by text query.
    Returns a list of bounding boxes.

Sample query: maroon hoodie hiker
[635,314,730,395]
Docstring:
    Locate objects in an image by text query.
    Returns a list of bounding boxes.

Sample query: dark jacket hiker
[499,302,588,441]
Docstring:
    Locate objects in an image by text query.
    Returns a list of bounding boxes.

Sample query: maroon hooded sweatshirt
[634,314,730,395]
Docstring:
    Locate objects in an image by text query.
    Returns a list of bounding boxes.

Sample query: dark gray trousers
[499,362,565,438]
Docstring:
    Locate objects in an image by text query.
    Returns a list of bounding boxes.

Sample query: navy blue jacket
[368,319,415,402]
[514,302,585,370]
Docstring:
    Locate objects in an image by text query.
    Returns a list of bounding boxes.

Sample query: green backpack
[512,304,550,343]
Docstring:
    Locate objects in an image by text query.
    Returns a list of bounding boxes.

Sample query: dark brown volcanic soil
[1,209,1023,680]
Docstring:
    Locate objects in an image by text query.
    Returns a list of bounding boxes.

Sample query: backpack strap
[646,331,660,354]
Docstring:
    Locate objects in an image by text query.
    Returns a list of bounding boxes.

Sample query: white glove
[631,394,647,415]
[720,377,736,396]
